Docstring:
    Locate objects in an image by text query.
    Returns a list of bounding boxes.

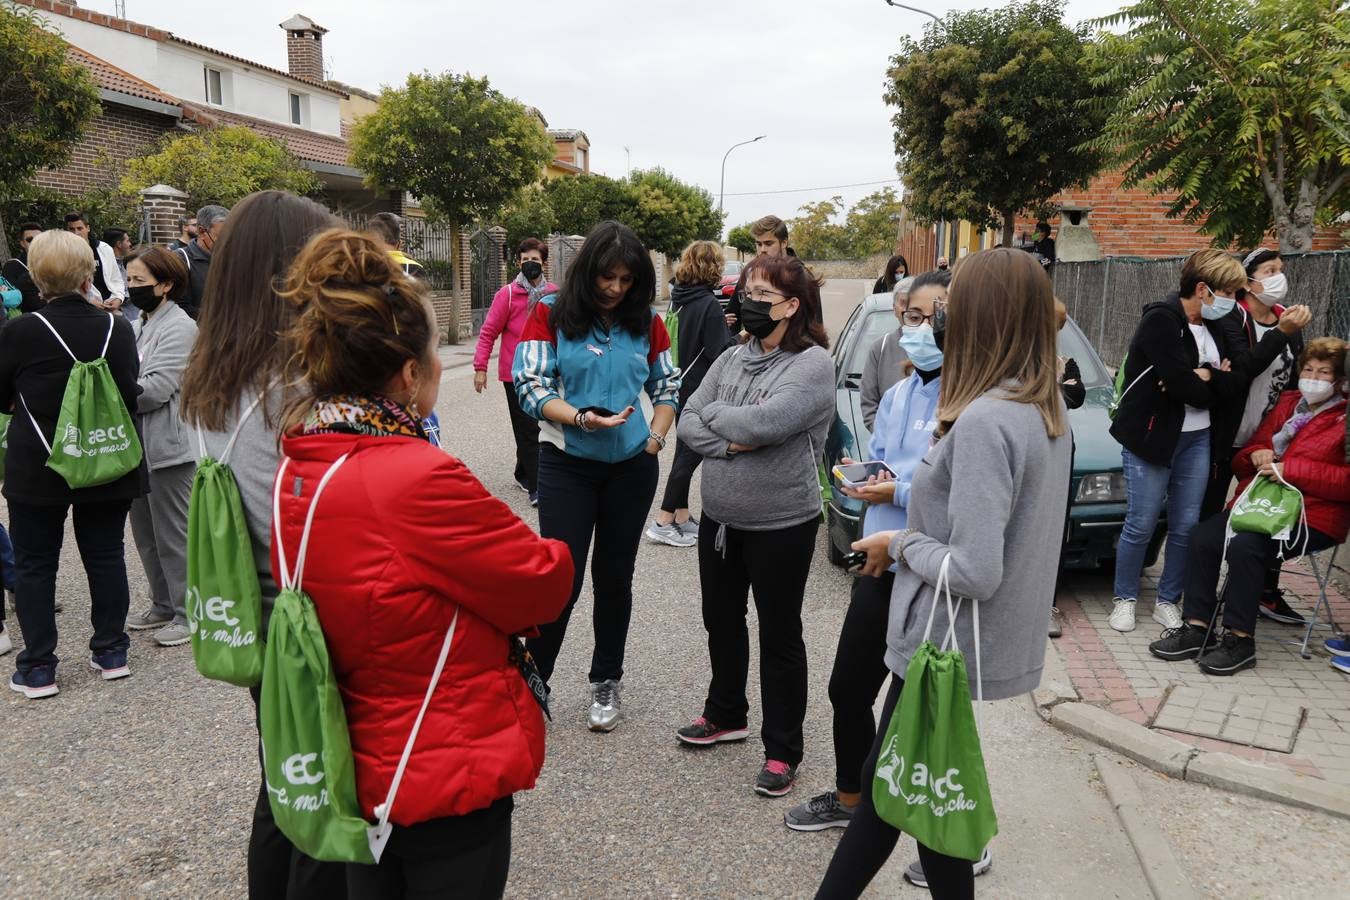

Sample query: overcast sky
[87,0,1126,232]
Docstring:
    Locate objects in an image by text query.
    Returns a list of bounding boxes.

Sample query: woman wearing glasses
[782,271,961,853]
[674,254,834,798]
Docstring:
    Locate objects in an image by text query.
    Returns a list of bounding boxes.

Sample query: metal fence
[338,212,457,291]
[547,233,586,287]
[1053,250,1350,368]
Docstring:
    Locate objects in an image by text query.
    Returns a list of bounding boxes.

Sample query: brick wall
[33,104,176,196]
[1013,170,1346,257]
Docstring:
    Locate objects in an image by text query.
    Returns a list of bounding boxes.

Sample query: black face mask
[521,260,543,281]
[738,298,783,340]
[128,284,163,314]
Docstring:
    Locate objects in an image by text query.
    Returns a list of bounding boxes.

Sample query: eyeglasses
[742,287,789,303]
[901,301,946,328]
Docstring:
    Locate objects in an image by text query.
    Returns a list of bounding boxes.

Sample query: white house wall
[34,8,342,137]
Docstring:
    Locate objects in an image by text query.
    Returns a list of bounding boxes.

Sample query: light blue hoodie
[863,370,942,565]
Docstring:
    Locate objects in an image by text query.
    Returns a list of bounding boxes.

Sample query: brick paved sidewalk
[1056,554,1350,786]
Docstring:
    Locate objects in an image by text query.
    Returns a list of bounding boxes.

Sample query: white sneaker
[1110,597,1137,632]
[0,625,12,657]
[588,679,623,732]
[1151,601,1184,630]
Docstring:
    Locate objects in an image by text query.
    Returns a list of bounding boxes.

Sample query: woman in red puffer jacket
[272,228,573,899]
[1150,337,1349,677]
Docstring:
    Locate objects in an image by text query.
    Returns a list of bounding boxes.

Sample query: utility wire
[719,178,901,197]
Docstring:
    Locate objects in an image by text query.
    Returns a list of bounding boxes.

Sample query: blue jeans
[1113,429,1210,604]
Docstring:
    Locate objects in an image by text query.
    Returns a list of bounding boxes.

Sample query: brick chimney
[280,14,327,83]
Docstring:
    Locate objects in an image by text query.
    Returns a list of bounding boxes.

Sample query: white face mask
[1299,378,1335,405]
[1256,272,1288,306]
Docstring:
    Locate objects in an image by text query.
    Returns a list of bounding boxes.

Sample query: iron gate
[470,227,504,333]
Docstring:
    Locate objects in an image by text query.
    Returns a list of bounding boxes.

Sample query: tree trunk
[1001,210,1016,248]
[0,209,10,263]
[1278,177,1319,254]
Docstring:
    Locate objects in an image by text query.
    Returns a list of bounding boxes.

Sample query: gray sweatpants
[130,461,194,624]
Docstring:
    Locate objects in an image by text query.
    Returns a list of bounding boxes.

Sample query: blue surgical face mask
[900,323,944,370]
[1200,291,1236,321]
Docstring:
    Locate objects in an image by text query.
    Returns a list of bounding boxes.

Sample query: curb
[1094,755,1198,900]
[1043,698,1350,821]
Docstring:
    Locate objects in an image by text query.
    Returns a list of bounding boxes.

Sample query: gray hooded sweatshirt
[885,390,1070,700]
[678,340,835,531]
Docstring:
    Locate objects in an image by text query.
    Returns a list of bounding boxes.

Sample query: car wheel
[826,506,847,566]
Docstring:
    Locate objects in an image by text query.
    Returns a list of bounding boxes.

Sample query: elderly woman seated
[1150,337,1350,675]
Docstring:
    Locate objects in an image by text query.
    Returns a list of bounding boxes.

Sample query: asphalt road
[3,286,1342,898]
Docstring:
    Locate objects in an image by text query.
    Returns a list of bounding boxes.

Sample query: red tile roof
[182,104,352,168]
[22,1,343,96]
[66,45,181,109]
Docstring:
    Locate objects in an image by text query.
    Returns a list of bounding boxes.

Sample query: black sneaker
[754,760,797,797]
[1197,633,1257,675]
[1149,624,1215,661]
[1258,589,1306,625]
[784,790,853,831]
[904,847,992,887]
[676,716,749,746]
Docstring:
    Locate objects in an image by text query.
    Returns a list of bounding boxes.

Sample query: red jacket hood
[272,433,573,825]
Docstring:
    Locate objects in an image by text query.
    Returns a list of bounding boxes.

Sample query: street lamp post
[883,0,941,24]
[718,135,766,212]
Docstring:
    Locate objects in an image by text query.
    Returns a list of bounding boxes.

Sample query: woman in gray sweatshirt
[816,248,1072,899]
[675,254,835,799]
[178,190,343,897]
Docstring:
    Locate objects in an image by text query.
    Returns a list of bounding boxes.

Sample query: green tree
[788,196,850,259]
[1089,0,1350,252]
[726,222,756,256]
[542,174,636,236]
[499,184,557,269]
[843,187,905,257]
[120,126,320,210]
[351,71,553,224]
[884,0,1114,244]
[0,1,100,258]
[626,168,724,257]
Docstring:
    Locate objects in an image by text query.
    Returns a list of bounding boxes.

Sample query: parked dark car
[716,260,743,309]
[823,292,1163,569]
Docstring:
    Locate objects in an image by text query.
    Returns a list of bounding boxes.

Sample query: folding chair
[1295,545,1342,659]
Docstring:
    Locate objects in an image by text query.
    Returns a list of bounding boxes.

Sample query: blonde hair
[27,229,94,297]
[1180,248,1246,298]
[1054,298,1068,331]
[674,240,724,287]
[937,248,1066,439]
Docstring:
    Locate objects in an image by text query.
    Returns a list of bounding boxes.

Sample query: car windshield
[845,308,898,378]
[1057,320,1110,387]
[721,261,742,277]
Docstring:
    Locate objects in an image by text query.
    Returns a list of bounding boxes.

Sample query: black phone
[843,550,868,574]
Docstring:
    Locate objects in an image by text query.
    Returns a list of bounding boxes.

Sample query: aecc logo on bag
[59,422,133,459]
[186,585,258,648]
[876,733,979,816]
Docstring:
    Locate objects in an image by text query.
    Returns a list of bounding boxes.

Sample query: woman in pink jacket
[473,237,558,505]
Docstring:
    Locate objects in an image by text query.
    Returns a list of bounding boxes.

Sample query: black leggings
[816,675,975,900]
[658,435,703,513]
[345,816,511,900]
[698,514,819,766]
[528,444,659,684]
[503,381,540,493]
[828,571,894,794]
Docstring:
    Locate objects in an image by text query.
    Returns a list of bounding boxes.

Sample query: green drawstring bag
[186,398,265,687]
[1229,473,1305,543]
[19,312,142,489]
[873,555,998,862]
[261,453,461,864]
[0,412,10,477]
